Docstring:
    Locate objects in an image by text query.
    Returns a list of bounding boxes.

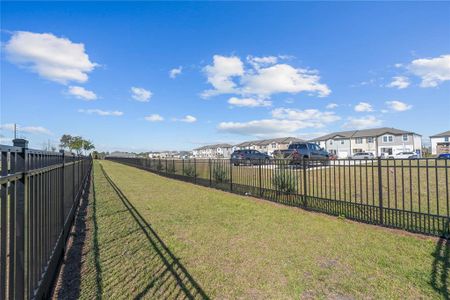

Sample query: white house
[193,144,234,158]
[430,130,450,155]
[235,137,303,156]
[312,127,422,158]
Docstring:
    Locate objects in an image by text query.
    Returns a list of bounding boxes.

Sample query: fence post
[60,151,65,234]
[259,160,262,197]
[165,159,168,174]
[230,160,233,192]
[209,159,212,186]
[303,159,308,208]
[194,158,197,184]
[377,157,384,225]
[182,159,185,175]
[12,139,27,299]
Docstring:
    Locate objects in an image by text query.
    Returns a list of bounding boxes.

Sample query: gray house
[311,127,422,158]
[430,130,450,155]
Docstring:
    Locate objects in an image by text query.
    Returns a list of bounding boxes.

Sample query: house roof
[235,137,303,147]
[430,130,450,138]
[311,127,421,141]
[194,143,233,150]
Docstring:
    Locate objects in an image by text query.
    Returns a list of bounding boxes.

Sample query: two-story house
[193,144,234,158]
[235,137,302,156]
[312,127,422,158]
[430,130,450,155]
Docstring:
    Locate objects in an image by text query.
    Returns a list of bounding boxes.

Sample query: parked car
[438,153,450,159]
[231,150,270,165]
[351,152,375,159]
[274,142,330,165]
[388,152,419,159]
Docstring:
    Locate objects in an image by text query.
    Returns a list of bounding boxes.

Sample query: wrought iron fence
[107,157,450,237]
[0,142,92,299]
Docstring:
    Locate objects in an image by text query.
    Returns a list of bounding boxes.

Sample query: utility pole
[14,123,17,139]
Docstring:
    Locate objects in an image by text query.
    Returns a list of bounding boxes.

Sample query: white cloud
[202,55,330,99]
[202,55,244,97]
[78,109,123,116]
[131,87,152,102]
[246,55,278,68]
[4,31,97,84]
[343,116,382,129]
[218,108,340,137]
[407,54,450,87]
[228,97,271,107]
[271,108,341,124]
[169,66,182,79]
[385,100,412,112]
[68,86,97,101]
[145,114,164,122]
[326,103,338,109]
[387,76,410,89]
[0,123,52,135]
[174,115,197,123]
[354,102,373,112]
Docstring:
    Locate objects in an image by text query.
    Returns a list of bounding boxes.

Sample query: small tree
[212,164,228,183]
[167,161,176,173]
[272,169,296,194]
[156,160,164,171]
[60,134,73,151]
[183,164,197,177]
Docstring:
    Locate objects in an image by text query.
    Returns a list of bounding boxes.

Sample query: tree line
[59,134,95,155]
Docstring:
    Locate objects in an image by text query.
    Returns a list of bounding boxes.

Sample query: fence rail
[0,143,92,299]
[107,157,450,237]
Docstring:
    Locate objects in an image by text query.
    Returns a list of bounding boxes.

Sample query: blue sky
[1,2,449,151]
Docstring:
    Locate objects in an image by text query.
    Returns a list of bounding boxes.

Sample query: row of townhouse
[192,128,449,160]
[192,137,302,158]
[311,127,423,158]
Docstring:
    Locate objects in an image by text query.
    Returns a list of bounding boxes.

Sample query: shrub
[183,165,197,177]
[156,161,164,171]
[212,164,228,183]
[272,169,296,194]
[167,163,176,173]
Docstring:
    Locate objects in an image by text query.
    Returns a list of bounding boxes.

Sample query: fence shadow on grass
[100,164,209,300]
[431,234,450,299]
[52,171,97,299]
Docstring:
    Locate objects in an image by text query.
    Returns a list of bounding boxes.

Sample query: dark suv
[231,150,270,165]
[274,142,330,164]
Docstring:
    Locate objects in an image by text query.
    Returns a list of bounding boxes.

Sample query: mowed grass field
[72,160,448,299]
[161,158,450,216]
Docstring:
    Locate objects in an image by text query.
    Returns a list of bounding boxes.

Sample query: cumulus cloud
[326,103,338,109]
[354,102,373,112]
[68,86,97,101]
[387,76,410,89]
[78,109,123,116]
[0,123,52,135]
[228,97,271,107]
[202,54,330,99]
[343,116,382,129]
[145,114,164,122]
[4,31,97,84]
[218,108,340,137]
[407,54,450,87]
[202,55,244,97]
[385,100,412,112]
[169,66,182,79]
[131,87,152,102]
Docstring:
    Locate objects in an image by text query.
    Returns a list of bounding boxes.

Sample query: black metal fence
[107,157,450,237]
[0,143,92,299]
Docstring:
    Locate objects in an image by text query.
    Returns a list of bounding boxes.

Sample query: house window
[445,137,449,142]
[367,137,374,143]
[402,134,409,142]
[341,140,345,145]
[383,135,393,143]
[355,138,363,144]
[329,140,333,145]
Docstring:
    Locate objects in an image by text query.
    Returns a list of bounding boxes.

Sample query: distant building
[148,151,192,159]
[430,130,450,155]
[108,151,137,158]
[193,144,234,158]
[235,137,303,156]
[311,127,422,158]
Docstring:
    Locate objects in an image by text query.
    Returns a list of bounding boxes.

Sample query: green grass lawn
[75,160,448,299]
